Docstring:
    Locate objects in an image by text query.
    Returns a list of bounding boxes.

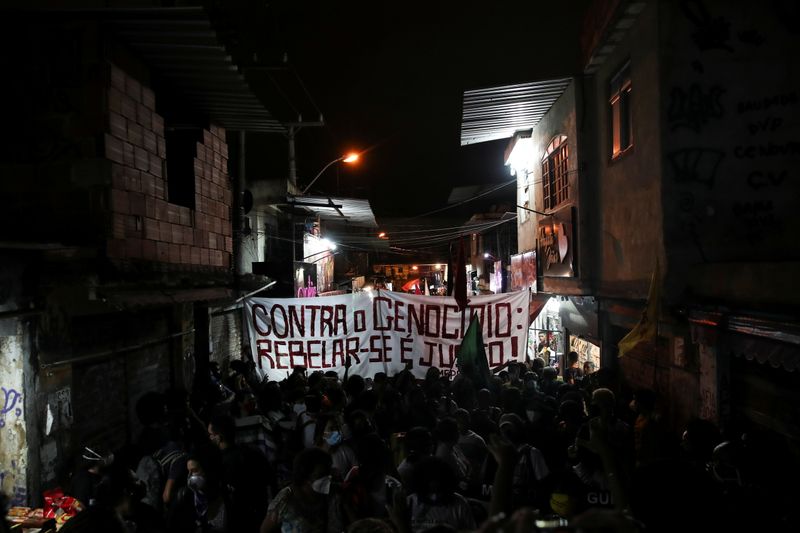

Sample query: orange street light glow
[343,152,359,163]
[378,232,387,238]
[412,265,419,271]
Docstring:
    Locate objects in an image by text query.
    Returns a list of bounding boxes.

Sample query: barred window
[541,135,569,210]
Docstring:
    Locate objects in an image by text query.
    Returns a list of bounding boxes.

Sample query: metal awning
[460,78,572,146]
[287,195,378,228]
[32,7,284,133]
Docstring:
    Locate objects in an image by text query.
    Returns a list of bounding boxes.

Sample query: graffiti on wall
[45,387,73,435]
[0,333,28,506]
[680,0,734,52]
[667,84,726,132]
[0,387,22,428]
[667,0,798,259]
[0,464,28,506]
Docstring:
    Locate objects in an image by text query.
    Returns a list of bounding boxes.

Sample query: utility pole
[285,118,324,271]
[285,118,324,191]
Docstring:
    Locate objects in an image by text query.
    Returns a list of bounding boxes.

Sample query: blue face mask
[325,431,343,447]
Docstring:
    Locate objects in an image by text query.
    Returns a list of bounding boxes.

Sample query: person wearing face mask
[167,446,229,533]
[317,415,358,481]
[260,448,343,533]
[406,456,476,533]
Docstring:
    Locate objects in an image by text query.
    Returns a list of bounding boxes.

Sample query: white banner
[244,290,530,381]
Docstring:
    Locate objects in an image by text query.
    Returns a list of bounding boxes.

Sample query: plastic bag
[43,487,83,523]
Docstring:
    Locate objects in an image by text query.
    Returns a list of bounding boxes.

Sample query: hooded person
[498,413,551,510]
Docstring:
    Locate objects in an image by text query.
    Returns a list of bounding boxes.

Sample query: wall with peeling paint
[0,321,29,505]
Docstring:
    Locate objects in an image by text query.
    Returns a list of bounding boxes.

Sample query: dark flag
[453,237,470,312]
[457,314,490,389]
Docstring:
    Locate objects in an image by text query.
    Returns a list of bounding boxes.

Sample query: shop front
[528,296,564,369]
[560,295,600,375]
[527,295,600,375]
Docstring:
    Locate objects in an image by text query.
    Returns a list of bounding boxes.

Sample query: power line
[405,178,517,220]
[341,217,516,247]
[334,218,510,240]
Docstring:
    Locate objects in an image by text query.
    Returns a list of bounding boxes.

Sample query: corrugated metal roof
[288,195,378,228]
[460,78,572,146]
[33,7,285,134]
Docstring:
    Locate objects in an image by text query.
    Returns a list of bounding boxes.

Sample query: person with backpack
[136,424,188,514]
[498,413,551,510]
[208,414,271,532]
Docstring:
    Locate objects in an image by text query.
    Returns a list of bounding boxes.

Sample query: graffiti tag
[680,0,733,52]
[0,387,22,428]
[668,84,725,132]
[667,148,725,188]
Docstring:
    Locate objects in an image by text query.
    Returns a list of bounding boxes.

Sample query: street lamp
[301,151,360,195]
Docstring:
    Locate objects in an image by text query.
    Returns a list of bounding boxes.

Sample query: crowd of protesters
[37,353,799,532]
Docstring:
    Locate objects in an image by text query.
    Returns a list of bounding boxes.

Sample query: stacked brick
[103,63,232,270]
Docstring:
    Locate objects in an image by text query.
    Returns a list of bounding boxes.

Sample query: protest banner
[244,290,529,381]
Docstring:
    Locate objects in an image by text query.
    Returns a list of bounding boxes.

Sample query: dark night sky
[240,1,590,222]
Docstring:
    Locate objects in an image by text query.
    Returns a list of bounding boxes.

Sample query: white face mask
[311,475,332,495]
[188,473,206,493]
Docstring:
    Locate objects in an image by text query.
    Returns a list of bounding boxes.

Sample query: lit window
[610,62,632,158]
[541,135,569,210]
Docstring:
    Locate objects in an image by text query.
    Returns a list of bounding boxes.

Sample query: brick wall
[103,63,232,270]
[70,309,173,453]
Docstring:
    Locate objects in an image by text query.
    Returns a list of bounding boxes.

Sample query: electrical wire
[405,178,517,220]
[264,71,302,120]
[516,167,581,189]
[339,217,516,247]
[333,217,511,240]
[289,64,325,122]
[337,224,507,246]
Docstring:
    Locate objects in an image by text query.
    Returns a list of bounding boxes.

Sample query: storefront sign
[245,290,530,381]
[537,206,575,277]
[510,251,537,291]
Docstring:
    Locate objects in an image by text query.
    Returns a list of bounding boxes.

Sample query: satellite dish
[242,190,253,214]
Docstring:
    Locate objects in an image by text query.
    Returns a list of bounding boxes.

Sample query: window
[541,135,569,210]
[610,62,632,158]
[164,127,203,209]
